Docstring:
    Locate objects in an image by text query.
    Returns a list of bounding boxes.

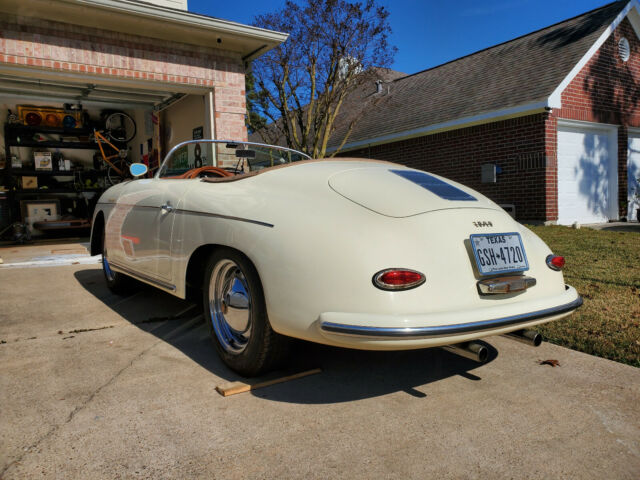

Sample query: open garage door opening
[0,74,211,241]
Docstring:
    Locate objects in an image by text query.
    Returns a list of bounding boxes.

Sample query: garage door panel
[557,125,617,225]
[629,134,640,221]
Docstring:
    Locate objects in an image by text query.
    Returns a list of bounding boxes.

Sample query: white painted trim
[0,91,155,108]
[0,64,210,95]
[626,128,640,221]
[557,119,620,222]
[63,0,289,45]
[556,118,621,131]
[330,100,550,153]
[549,0,640,108]
[204,90,218,166]
[626,5,640,39]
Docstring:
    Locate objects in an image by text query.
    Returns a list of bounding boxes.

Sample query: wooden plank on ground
[216,368,322,397]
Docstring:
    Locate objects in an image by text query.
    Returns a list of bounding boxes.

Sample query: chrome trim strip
[109,261,176,291]
[96,202,158,209]
[175,209,274,228]
[320,296,583,338]
[93,203,273,227]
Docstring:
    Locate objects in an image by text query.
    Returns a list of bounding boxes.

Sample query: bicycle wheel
[105,111,136,143]
[106,160,131,186]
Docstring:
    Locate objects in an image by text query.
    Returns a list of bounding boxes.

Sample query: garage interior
[0,74,210,243]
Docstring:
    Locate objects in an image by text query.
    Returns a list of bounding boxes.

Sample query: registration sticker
[470,233,529,275]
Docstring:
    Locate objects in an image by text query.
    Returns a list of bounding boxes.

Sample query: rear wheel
[203,248,289,377]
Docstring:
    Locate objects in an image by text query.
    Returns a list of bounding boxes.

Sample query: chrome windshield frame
[156,139,312,179]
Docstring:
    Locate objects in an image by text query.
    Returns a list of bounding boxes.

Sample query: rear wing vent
[390,170,477,201]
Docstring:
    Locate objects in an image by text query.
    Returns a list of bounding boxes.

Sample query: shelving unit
[3,123,99,153]
[13,189,103,195]
[1,123,106,231]
[8,169,107,177]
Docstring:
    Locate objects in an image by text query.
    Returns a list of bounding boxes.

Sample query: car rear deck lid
[390,170,476,201]
[328,167,494,217]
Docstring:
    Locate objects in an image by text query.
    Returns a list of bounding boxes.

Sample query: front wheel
[102,230,134,294]
[203,249,289,377]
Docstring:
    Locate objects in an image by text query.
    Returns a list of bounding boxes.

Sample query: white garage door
[557,122,618,225]
[629,132,640,222]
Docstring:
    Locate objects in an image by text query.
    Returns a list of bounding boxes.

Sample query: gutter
[328,99,552,154]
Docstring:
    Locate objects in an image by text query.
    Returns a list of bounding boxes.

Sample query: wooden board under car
[216,368,322,397]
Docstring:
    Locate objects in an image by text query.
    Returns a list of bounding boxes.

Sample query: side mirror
[129,163,148,178]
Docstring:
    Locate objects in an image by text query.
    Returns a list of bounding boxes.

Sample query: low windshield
[157,140,310,178]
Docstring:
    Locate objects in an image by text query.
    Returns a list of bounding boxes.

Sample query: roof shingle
[328,1,628,150]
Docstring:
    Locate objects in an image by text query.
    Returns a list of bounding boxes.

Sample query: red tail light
[546,255,565,271]
[373,269,426,290]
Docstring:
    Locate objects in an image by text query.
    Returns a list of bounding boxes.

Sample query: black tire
[202,248,290,377]
[102,229,135,294]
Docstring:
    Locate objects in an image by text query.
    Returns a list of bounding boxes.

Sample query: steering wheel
[178,166,234,179]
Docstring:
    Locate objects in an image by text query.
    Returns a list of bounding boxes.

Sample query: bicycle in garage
[93,111,137,185]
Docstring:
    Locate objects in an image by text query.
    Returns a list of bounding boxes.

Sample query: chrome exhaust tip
[504,329,542,347]
[442,341,488,363]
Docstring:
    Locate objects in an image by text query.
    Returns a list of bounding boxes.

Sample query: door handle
[161,203,174,213]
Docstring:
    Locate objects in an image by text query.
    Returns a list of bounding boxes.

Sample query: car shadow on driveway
[74,267,497,404]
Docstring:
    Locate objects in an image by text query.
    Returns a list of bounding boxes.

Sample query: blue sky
[188,0,614,74]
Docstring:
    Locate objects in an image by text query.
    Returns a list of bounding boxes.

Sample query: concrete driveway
[1,264,639,479]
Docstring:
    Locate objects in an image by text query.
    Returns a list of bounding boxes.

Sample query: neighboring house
[331,0,640,224]
[0,0,286,229]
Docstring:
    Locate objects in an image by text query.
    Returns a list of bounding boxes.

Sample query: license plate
[470,233,529,275]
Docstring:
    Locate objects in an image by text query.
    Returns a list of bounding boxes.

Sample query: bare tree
[249,0,396,158]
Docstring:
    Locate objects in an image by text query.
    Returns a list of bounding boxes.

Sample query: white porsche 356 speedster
[91,140,582,376]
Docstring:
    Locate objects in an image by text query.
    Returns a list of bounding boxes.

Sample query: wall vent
[618,37,630,62]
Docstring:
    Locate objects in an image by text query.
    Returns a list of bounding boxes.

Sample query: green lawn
[528,225,640,367]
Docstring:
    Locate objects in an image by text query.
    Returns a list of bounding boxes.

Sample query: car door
[152,178,195,281]
[107,178,193,283]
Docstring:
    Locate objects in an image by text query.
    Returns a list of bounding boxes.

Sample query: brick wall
[341,18,639,222]
[554,18,640,127]
[344,113,550,221]
[0,13,247,142]
[551,17,640,218]
[543,115,559,221]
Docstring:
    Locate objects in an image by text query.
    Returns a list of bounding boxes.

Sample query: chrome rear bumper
[320,294,582,339]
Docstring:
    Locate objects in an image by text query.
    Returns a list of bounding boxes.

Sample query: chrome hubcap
[209,259,252,354]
